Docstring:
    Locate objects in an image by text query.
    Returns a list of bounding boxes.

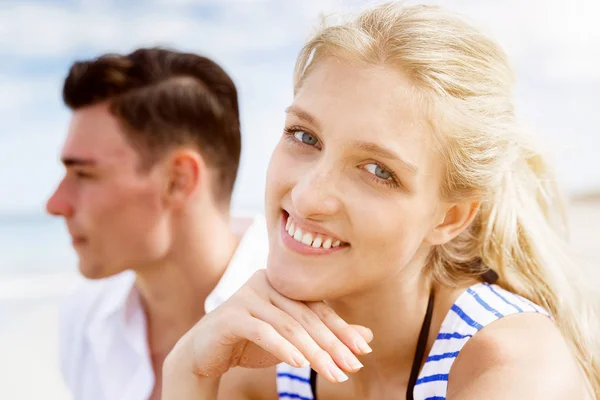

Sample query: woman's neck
[326,266,478,397]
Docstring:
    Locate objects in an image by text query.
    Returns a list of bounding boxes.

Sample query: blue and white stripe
[276,283,550,400]
[412,283,550,399]
[276,363,314,400]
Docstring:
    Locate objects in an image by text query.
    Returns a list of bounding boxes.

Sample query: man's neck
[134,210,240,367]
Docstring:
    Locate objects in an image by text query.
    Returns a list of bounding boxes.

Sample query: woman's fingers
[307,302,374,355]
[231,315,310,369]
[249,300,352,383]
[211,271,374,384]
[267,292,368,378]
[348,324,374,345]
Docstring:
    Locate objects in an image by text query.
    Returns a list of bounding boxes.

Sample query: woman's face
[265,58,447,301]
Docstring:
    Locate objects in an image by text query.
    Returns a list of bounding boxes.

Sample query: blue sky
[1,0,598,215]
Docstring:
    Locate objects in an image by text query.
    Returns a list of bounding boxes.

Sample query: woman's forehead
[295,59,428,129]
[291,59,435,162]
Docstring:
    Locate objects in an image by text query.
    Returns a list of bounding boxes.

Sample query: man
[46,47,268,400]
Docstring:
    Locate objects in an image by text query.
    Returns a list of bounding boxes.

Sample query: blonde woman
[162,3,599,399]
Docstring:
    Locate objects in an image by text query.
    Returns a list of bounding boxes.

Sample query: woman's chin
[266,259,327,302]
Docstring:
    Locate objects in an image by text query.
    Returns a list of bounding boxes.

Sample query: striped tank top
[276,282,550,400]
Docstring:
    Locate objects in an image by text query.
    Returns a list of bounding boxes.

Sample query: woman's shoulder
[446,311,589,399]
[219,365,278,400]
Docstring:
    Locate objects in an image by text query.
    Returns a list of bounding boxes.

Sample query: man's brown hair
[62,47,241,205]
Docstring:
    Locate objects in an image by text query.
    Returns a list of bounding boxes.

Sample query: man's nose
[45,180,74,218]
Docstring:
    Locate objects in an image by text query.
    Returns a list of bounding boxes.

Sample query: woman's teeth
[285,216,342,249]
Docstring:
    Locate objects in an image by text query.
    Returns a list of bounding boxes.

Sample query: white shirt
[59,215,269,400]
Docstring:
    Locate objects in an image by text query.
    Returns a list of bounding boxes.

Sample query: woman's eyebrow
[352,140,418,174]
[284,105,322,131]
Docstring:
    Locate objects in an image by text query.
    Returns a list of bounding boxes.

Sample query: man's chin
[78,261,120,280]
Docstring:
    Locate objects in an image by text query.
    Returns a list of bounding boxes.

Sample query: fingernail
[345,355,363,371]
[328,364,349,383]
[355,339,373,354]
[292,350,310,368]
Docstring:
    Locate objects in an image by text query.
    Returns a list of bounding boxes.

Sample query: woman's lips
[280,211,348,255]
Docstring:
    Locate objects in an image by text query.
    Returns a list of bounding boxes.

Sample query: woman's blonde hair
[293,2,599,395]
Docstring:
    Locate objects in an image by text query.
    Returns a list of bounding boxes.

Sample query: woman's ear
[426,200,480,245]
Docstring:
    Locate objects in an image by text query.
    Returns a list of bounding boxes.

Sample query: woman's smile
[279,210,349,256]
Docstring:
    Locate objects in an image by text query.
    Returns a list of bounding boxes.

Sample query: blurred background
[0,0,598,398]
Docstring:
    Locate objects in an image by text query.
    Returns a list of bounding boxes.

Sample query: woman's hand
[162,269,373,398]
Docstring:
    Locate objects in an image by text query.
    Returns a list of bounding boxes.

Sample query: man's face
[46,103,172,279]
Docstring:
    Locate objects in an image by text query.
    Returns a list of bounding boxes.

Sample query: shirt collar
[86,271,152,400]
[86,271,148,355]
[93,271,137,323]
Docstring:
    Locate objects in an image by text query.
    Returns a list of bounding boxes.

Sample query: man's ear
[426,200,481,245]
[164,150,204,207]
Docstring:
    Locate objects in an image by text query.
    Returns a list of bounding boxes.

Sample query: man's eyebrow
[352,140,419,174]
[61,157,97,167]
[284,105,322,130]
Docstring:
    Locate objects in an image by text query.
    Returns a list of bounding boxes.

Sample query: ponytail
[432,145,600,396]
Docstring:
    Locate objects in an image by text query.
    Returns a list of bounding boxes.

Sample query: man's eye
[75,171,91,179]
[294,131,318,146]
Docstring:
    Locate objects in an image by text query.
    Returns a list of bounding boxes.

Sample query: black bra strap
[406,289,435,400]
[310,367,317,397]
[481,268,499,284]
[309,290,435,400]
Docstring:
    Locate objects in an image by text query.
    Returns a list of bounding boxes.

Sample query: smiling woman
[161,3,599,400]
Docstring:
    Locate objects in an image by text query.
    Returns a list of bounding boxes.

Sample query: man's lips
[71,236,87,246]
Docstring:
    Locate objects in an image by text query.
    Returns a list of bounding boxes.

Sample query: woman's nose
[290,166,342,219]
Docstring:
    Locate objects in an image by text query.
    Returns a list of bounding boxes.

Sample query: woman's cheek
[268,154,291,192]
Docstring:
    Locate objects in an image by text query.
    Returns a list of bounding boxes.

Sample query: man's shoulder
[234,214,268,246]
[204,214,269,313]
[230,214,269,267]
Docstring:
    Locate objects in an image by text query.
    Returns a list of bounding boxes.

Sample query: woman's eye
[294,131,318,146]
[365,163,392,180]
